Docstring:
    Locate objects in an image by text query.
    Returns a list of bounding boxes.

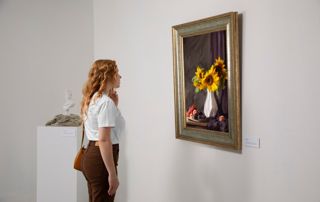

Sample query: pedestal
[37,126,88,202]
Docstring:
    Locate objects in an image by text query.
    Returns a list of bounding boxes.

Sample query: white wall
[0,0,93,201]
[93,0,320,202]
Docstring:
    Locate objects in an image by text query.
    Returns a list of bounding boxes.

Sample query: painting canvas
[184,30,228,132]
[172,12,241,151]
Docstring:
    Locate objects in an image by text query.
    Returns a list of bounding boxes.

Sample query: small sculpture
[63,89,75,115]
[45,89,81,127]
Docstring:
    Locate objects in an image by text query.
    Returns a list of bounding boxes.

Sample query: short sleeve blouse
[84,92,125,144]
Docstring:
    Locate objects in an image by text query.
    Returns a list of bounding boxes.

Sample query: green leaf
[192,76,199,82]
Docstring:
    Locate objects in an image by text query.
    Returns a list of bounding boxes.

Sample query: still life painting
[172,12,241,151]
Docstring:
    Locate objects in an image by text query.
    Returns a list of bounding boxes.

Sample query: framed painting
[172,12,241,151]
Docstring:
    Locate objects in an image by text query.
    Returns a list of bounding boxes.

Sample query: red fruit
[186,104,197,117]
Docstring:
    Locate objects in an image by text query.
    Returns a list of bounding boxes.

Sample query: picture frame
[172,12,241,151]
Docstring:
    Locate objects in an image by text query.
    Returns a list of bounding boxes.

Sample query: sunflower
[192,66,206,92]
[195,66,205,79]
[192,77,206,92]
[214,57,227,79]
[202,65,220,92]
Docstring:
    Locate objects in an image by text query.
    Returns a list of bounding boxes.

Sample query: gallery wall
[93,0,320,202]
[0,0,93,201]
[1,0,319,201]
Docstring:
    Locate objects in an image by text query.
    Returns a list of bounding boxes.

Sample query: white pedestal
[37,126,88,202]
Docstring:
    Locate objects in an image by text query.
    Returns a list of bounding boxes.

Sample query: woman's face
[113,68,121,88]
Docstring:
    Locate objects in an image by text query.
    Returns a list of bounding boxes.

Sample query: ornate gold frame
[172,12,241,151]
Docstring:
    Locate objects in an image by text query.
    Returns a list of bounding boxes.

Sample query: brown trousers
[81,141,119,202]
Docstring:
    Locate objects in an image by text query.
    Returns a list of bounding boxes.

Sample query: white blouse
[84,92,125,144]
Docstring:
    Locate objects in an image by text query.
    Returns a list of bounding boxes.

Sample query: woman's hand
[108,175,119,196]
[108,89,119,106]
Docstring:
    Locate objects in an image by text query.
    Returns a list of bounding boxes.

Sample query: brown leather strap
[81,123,85,147]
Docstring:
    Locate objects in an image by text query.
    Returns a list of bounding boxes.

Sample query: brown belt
[89,141,119,148]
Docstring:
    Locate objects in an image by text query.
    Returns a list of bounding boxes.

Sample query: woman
[80,59,125,202]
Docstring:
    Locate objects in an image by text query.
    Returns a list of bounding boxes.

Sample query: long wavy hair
[80,59,118,121]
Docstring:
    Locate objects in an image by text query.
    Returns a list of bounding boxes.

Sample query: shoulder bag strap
[81,123,85,147]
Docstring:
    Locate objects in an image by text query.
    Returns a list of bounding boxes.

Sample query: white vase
[203,89,218,118]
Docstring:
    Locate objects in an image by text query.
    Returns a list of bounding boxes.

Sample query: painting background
[183,30,228,118]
